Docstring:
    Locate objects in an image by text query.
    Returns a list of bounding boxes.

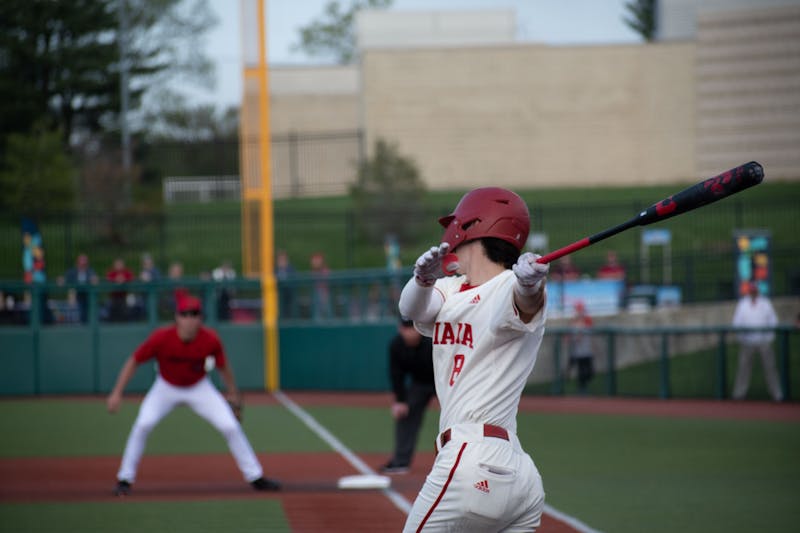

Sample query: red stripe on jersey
[416,442,468,532]
[459,283,476,292]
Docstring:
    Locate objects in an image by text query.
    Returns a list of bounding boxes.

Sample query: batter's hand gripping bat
[534,161,764,264]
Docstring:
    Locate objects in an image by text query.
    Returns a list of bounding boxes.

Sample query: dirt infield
[2,393,797,532]
[0,452,577,532]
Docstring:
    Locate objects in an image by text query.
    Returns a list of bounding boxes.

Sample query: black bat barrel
[637,161,764,226]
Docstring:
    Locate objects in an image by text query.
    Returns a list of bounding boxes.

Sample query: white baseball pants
[116,375,263,483]
[404,423,545,532]
[732,342,784,402]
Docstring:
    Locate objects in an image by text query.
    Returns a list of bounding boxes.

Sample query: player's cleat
[113,480,131,497]
[251,477,281,491]
[380,461,410,475]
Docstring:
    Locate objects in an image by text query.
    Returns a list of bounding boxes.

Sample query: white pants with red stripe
[116,375,264,483]
[404,424,544,532]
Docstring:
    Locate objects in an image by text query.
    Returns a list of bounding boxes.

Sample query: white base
[337,474,391,490]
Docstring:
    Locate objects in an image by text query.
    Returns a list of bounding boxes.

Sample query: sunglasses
[178,309,201,317]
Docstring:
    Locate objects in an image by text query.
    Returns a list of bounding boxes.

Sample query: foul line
[544,504,605,533]
[274,390,412,514]
[275,391,602,533]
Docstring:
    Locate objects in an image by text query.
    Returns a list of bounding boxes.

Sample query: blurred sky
[190,0,641,108]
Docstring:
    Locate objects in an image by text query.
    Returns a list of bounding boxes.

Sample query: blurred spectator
[275,250,296,318]
[732,283,782,402]
[596,250,626,280]
[135,253,162,319]
[310,252,331,319]
[0,291,26,325]
[384,233,401,272]
[212,260,236,282]
[139,253,162,282]
[567,301,595,394]
[551,255,581,281]
[168,261,184,282]
[363,283,384,322]
[162,261,188,316]
[59,254,99,323]
[212,260,236,320]
[105,258,134,322]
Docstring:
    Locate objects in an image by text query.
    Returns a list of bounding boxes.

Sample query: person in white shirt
[731,283,782,402]
[398,187,549,532]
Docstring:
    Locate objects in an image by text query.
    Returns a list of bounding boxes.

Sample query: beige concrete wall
[269,66,360,134]
[360,43,697,191]
[241,67,362,198]
[264,4,799,196]
[695,5,800,180]
[270,94,360,134]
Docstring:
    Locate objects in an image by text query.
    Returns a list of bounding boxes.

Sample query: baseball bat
[535,161,764,264]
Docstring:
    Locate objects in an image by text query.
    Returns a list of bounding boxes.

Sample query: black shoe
[113,480,131,496]
[380,461,409,474]
[251,477,281,491]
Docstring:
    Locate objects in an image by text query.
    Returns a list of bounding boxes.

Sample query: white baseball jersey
[404,269,547,532]
[732,295,777,345]
[414,270,546,434]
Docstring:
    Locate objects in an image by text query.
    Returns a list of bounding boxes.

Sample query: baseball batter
[398,187,549,532]
[106,294,279,495]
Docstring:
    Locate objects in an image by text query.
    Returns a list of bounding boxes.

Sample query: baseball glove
[228,399,243,422]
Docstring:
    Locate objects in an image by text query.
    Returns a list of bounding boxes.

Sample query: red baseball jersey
[133,326,227,386]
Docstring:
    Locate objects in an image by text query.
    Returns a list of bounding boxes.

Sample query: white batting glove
[512,252,549,295]
[414,243,450,287]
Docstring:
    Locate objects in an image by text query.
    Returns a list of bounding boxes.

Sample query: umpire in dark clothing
[381,318,435,474]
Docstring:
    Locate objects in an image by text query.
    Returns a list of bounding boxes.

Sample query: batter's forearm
[398,277,442,323]
[513,284,546,323]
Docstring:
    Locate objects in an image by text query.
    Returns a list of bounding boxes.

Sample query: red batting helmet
[438,187,530,252]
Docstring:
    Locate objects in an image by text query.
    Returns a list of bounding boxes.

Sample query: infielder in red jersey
[106,295,279,496]
[398,187,549,532]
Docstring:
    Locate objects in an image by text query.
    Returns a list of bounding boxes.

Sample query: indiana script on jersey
[432,322,474,349]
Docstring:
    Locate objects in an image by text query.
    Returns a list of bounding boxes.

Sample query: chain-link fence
[2,197,798,302]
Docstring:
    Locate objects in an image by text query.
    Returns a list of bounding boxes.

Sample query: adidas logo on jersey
[470,294,480,304]
[474,479,490,493]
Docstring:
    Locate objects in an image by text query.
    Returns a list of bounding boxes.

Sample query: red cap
[176,295,202,313]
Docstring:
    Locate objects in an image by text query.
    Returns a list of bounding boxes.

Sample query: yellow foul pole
[241,0,278,391]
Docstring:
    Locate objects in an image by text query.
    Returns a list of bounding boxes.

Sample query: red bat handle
[536,238,590,264]
[536,217,640,264]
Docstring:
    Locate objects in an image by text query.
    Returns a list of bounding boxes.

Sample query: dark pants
[570,356,595,393]
[392,382,436,466]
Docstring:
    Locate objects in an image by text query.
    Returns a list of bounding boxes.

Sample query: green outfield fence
[0,276,796,400]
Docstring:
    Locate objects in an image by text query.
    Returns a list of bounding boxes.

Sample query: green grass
[0,500,289,533]
[305,405,438,454]
[521,412,800,533]
[1,398,799,532]
[0,400,328,457]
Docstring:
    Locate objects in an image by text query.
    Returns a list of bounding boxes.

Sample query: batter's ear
[441,253,460,275]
